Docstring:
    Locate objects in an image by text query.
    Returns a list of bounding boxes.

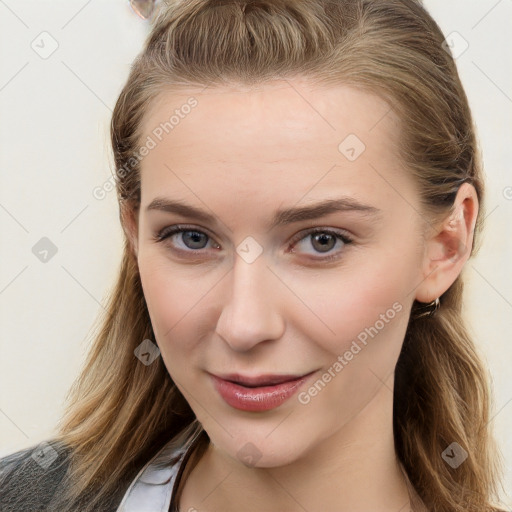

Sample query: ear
[120,202,140,260]
[415,183,479,303]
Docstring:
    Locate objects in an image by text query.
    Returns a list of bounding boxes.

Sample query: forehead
[137,80,409,211]
[141,79,400,153]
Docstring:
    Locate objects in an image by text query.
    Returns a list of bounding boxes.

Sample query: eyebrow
[145,197,381,230]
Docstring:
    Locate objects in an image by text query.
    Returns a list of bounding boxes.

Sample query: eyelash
[152,224,354,263]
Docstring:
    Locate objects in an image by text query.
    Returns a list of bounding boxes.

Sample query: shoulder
[0,439,70,511]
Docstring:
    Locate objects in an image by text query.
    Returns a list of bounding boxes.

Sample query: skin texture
[123,79,478,512]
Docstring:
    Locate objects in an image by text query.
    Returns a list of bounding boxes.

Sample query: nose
[215,251,285,352]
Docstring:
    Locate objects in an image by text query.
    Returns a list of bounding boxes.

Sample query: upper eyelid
[157,224,217,242]
[290,226,353,241]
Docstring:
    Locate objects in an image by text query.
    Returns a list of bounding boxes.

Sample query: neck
[178,381,425,512]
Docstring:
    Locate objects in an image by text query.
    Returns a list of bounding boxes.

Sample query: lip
[209,371,316,412]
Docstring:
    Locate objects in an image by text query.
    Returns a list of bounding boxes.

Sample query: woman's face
[133,80,428,467]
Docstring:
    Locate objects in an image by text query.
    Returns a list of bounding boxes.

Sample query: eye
[153,225,220,255]
[153,224,353,263]
[288,228,353,262]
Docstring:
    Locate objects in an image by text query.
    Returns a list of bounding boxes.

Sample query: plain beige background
[0,0,511,507]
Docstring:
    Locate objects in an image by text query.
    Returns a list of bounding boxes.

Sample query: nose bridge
[215,250,284,351]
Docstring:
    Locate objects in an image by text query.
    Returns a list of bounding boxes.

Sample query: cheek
[137,251,219,355]
[138,259,179,330]
[287,262,414,425]
[280,246,418,357]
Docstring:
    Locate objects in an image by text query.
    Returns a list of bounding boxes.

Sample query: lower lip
[210,373,314,412]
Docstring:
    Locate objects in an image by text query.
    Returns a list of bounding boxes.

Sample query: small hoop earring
[413,297,440,319]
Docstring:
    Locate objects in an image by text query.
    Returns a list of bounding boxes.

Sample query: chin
[209,428,310,469]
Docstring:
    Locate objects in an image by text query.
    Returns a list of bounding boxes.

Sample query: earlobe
[415,183,479,303]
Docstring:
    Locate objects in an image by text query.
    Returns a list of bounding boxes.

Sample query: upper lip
[211,371,315,387]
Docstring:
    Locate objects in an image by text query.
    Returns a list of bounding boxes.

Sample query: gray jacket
[0,422,204,512]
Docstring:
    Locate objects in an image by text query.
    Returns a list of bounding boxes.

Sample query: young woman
[0,0,507,511]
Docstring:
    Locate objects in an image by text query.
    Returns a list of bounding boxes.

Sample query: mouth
[219,373,311,387]
[209,370,317,412]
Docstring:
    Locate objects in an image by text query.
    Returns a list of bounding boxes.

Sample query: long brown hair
[47,1,505,510]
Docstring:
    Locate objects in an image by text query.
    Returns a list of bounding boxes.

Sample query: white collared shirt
[116,421,205,512]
